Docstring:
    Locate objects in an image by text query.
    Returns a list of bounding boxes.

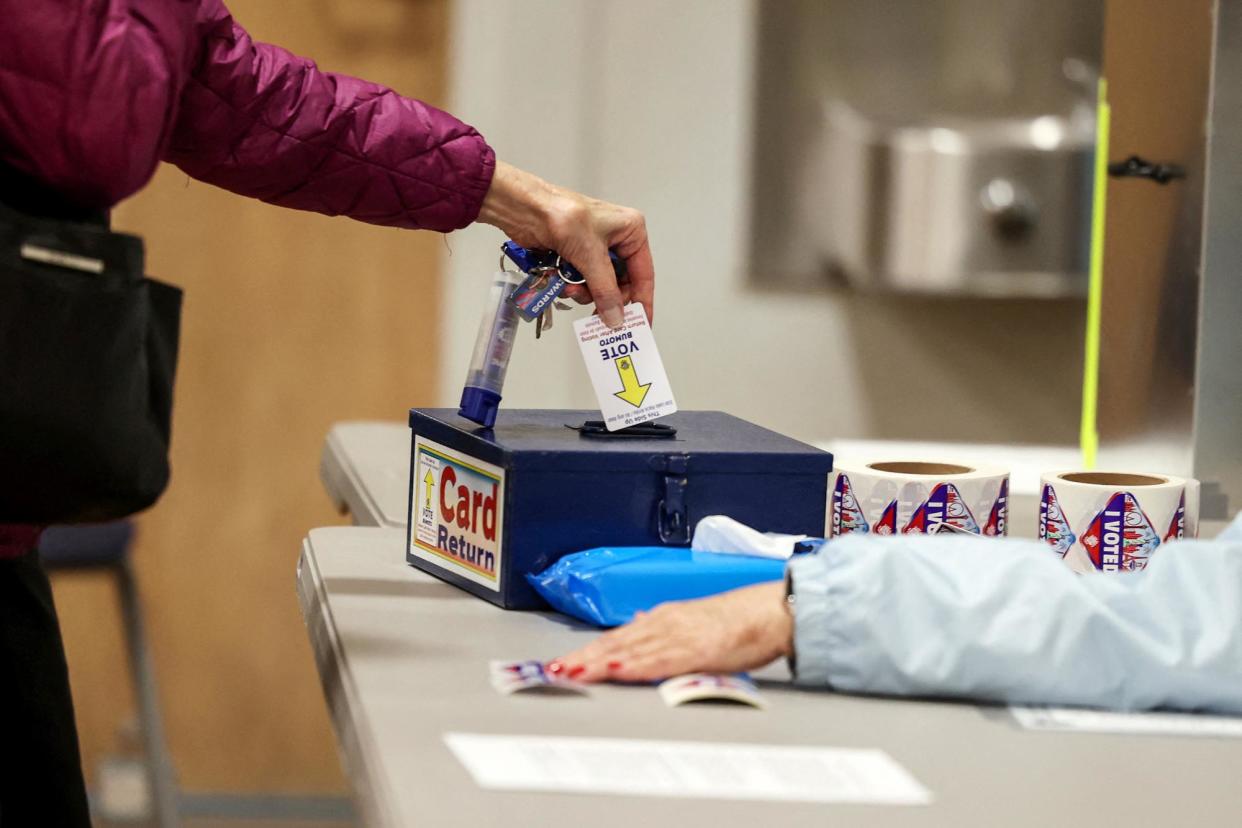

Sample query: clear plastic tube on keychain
[458,270,524,428]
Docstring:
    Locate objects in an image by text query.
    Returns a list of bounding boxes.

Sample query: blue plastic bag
[526,546,786,627]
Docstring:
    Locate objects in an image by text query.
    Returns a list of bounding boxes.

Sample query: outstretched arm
[0,1,652,320]
[556,520,1242,714]
[167,2,652,323]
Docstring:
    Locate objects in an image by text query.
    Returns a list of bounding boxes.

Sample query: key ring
[500,247,563,285]
[530,264,562,281]
[553,255,587,285]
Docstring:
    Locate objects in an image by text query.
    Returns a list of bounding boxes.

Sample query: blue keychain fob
[510,270,568,320]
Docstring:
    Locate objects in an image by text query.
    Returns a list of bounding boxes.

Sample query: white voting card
[574,304,676,431]
[1010,706,1242,738]
[444,733,931,805]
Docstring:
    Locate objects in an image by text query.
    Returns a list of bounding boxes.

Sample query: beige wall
[442,0,1085,448]
[52,0,449,793]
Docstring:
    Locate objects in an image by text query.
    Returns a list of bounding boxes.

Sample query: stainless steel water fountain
[749,0,1103,297]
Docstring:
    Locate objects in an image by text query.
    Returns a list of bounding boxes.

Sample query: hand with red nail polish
[553,582,791,683]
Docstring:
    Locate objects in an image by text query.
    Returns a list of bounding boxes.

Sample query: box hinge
[657,454,690,544]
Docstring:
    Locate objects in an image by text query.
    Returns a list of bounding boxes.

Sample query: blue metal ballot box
[406,409,833,609]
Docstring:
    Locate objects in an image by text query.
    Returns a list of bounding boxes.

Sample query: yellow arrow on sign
[613,356,651,408]
[423,469,435,509]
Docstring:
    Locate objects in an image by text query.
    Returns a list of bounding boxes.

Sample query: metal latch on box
[657,454,690,544]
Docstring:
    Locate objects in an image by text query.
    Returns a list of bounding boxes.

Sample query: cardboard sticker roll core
[1038,471,1199,573]
[828,461,1010,538]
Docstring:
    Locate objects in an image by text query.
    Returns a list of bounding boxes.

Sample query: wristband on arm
[784,568,798,674]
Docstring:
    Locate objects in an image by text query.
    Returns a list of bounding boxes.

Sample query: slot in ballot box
[406,409,834,609]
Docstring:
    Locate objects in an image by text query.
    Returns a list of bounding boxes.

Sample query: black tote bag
[0,199,182,523]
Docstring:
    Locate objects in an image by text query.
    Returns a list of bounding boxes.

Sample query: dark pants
[0,553,91,827]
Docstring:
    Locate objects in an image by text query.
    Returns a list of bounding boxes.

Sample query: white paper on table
[1010,706,1242,738]
[443,733,931,805]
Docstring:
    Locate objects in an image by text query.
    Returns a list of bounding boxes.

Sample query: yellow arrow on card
[423,469,435,509]
[613,356,651,408]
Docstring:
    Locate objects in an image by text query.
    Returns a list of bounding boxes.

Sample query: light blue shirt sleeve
[789,514,1242,713]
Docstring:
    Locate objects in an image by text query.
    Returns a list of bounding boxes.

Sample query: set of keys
[502,241,627,338]
[457,240,631,429]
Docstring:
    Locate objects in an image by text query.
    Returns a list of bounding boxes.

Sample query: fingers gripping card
[658,674,767,709]
[490,660,588,696]
[574,304,677,431]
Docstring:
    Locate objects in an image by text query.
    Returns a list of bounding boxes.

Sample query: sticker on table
[444,733,932,805]
[411,436,505,591]
[1010,706,1242,738]
[573,304,677,431]
[489,660,587,696]
[659,673,767,709]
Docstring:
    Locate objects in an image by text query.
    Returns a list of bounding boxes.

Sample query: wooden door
[52,0,449,793]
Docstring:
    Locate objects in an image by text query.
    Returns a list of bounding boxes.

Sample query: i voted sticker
[573,304,677,431]
[658,673,767,709]
[489,660,587,696]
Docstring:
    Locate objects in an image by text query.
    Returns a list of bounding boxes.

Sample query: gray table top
[297,526,1242,827]
[320,421,410,528]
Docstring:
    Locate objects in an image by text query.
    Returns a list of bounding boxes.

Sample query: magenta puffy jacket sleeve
[0,0,495,230]
[167,0,495,231]
[0,0,199,207]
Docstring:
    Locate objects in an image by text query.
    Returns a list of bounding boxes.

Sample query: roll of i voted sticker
[828,461,1010,538]
[1038,471,1199,574]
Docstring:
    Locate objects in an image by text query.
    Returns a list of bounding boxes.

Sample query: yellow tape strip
[1080,78,1110,469]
